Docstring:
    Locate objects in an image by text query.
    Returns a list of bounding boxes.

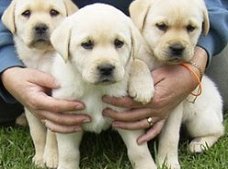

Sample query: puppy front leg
[157,104,183,169]
[57,132,83,169]
[25,108,46,168]
[128,59,154,104]
[117,129,157,169]
[43,130,58,168]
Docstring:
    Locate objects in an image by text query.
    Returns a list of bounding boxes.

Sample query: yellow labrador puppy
[2,0,78,168]
[129,0,224,168]
[51,4,155,169]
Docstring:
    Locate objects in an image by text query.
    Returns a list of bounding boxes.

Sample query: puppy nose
[34,24,48,34]
[169,43,185,56]
[97,64,115,76]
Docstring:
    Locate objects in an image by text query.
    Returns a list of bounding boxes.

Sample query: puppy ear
[63,0,78,16]
[197,0,210,35]
[51,22,71,62]
[129,0,151,31]
[2,0,17,34]
[202,7,210,35]
[129,20,150,60]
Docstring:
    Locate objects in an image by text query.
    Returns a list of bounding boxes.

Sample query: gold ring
[147,117,153,127]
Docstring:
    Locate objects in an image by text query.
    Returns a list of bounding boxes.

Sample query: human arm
[1,67,91,132]
[103,47,207,144]
[102,0,227,145]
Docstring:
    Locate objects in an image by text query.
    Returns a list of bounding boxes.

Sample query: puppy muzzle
[34,23,48,34]
[96,64,116,84]
[169,43,185,57]
[165,43,188,63]
[32,23,50,43]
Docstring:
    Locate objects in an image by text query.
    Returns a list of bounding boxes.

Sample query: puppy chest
[80,85,127,133]
[82,97,112,133]
[22,54,54,73]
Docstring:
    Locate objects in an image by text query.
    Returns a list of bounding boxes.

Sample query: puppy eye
[114,39,124,48]
[155,23,168,32]
[21,10,31,18]
[50,9,60,17]
[186,25,195,32]
[81,40,94,50]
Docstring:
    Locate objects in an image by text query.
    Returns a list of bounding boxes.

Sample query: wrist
[180,63,202,101]
[2,67,24,87]
[190,47,208,75]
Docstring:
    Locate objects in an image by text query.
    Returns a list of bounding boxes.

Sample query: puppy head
[2,0,78,50]
[130,0,209,64]
[51,4,143,85]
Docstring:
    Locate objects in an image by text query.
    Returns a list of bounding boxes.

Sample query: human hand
[103,47,207,144]
[2,67,91,133]
[103,64,200,144]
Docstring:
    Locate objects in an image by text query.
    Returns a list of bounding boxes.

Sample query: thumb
[29,69,60,89]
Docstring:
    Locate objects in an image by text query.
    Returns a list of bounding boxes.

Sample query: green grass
[0,114,227,169]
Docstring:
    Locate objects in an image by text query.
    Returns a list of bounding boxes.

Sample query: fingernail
[41,119,46,124]
[54,80,61,87]
[75,104,84,110]
[137,137,145,145]
[83,118,91,123]
[74,126,82,132]
[102,108,111,116]
[102,96,107,102]
[112,121,121,127]
[102,95,111,103]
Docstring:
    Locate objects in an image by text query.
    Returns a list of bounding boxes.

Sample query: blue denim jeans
[0,97,23,125]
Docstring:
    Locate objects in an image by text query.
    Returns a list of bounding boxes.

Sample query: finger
[44,120,82,133]
[112,117,160,130]
[31,95,85,113]
[103,108,153,122]
[29,69,60,89]
[38,111,91,126]
[137,119,166,145]
[102,96,144,108]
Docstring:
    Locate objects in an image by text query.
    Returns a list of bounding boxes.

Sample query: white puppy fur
[2,0,78,168]
[51,4,155,169]
[129,0,224,168]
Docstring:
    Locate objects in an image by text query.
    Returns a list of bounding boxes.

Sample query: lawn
[0,113,227,169]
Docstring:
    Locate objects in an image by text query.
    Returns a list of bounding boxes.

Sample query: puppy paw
[167,163,180,169]
[15,113,28,127]
[43,152,58,168]
[161,161,180,169]
[43,144,58,168]
[189,137,211,153]
[57,165,80,169]
[43,130,58,168]
[134,166,157,169]
[128,59,154,104]
[129,81,154,104]
[158,157,180,169]
[129,59,154,104]
[32,155,45,168]
[188,135,221,153]
[133,161,157,169]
